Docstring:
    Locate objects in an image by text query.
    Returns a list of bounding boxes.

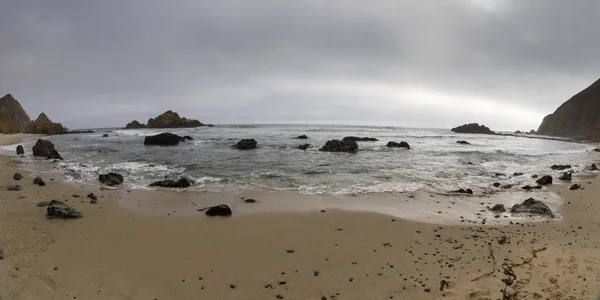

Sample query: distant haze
[1,0,599,130]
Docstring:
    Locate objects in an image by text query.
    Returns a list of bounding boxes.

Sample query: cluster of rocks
[319,140,358,152]
[489,198,554,218]
[125,110,213,129]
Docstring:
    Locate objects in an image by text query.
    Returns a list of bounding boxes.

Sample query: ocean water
[1,125,595,196]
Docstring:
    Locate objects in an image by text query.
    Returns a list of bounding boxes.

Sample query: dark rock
[510,198,554,218]
[16,145,24,155]
[536,175,553,185]
[99,173,124,186]
[343,136,378,142]
[64,130,95,134]
[32,139,63,160]
[7,185,21,191]
[13,173,22,180]
[182,135,194,141]
[102,134,109,137]
[585,163,598,171]
[452,188,473,195]
[532,174,539,179]
[492,182,501,188]
[386,141,410,149]
[146,110,204,128]
[234,139,258,150]
[502,184,513,189]
[450,123,495,135]
[550,164,571,170]
[558,172,572,181]
[144,132,184,146]
[125,120,146,129]
[33,177,45,186]
[298,144,310,150]
[149,178,192,188]
[297,135,309,139]
[37,201,49,207]
[24,113,67,134]
[569,184,581,190]
[46,200,82,219]
[529,130,536,134]
[456,140,471,145]
[593,148,600,152]
[244,199,257,203]
[0,94,31,134]
[521,185,542,190]
[494,173,506,177]
[87,193,97,201]
[513,172,523,176]
[319,140,358,152]
[490,204,506,213]
[205,205,232,217]
[514,130,522,134]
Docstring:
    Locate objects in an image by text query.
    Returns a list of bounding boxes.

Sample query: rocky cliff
[537,78,600,140]
[0,94,31,133]
[24,113,67,135]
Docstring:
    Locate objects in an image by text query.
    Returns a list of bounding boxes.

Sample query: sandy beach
[1,136,599,300]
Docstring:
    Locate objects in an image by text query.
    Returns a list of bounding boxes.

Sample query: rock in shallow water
[99,173,124,186]
[16,145,24,155]
[296,135,308,139]
[386,141,410,149]
[46,200,82,219]
[536,175,553,185]
[510,198,554,218]
[298,144,310,150]
[456,140,471,145]
[144,132,186,146]
[13,173,22,180]
[205,205,232,217]
[32,139,62,160]
[149,178,192,188]
[550,164,571,171]
[343,136,378,142]
[234,139,258,150]
[319,140,358,153]
[558,172,572,181]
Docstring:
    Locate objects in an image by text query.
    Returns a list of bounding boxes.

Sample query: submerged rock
[319,140,358,152]
[46,200,82,219]
[536,175,553,185]
[452,188,473,195]
[343,136,378,142]
[513,172,524,176]
[16,145,24,155]
[490,204,506,213]
[205,205,232,217]
[13,173,22,180]
[451,123,495,135]
[550,164,572,170]
[298,144,310,150]
[33,177,45,186]
[456,140,471,145]
[149,178,192,188]
[569,184,581,190]
[296,135,309,139]
[510,198,554,218]
[32,139,62,160]
[585,163,598,171]
[386,141,410,149]
[492,182,501,188]
[558,172,572,181]
[234,139,258,150]
[144,132,185,146]
[99,173,124,186]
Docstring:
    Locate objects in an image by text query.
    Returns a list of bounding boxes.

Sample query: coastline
[1,139,599,299]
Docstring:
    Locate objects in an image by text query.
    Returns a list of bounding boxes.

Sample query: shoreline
[1,138,600,299]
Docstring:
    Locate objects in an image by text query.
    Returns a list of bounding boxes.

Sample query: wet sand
[1,138,599,300]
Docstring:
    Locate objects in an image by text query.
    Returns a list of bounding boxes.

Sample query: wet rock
[452,188,473,195]
[16,145,24,155]
[37,201,49,207]
[536,175,553,185]
[46,200,82,219]
[569,184,581,190]
[33,177,45,186]
[492,182,501,188]
[513,172,523,176]
[585,163,598,171]
[502,184,513,189]
[490,204,506,213]
[13,173,22,180]
[298,144,310,150]
[32,139,62,160]
[99,173,124,186]
[244,199,257,203]
[386,141,410,149]
[532,174,539,178]
[296,135,309,139]
[451,123,495,135]
[182,135,194,141]
[205,205,232,217]
[558,172,572,181]
[234,139,258,150]
[494,173,506,177]
[0,247,3,260]
[144,132,184,146]
[343,136,378,142]
[593,148,600,152]
[7,185,21,191]
[550,164,571,171]
[149,178,192,188]
[319,140,358,152]
[521,185,542,190]
[456,140,470,145]
[102,134,109,137]
[510,198,554,218]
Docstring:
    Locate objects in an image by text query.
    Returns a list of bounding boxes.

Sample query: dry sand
[1,137,599,300]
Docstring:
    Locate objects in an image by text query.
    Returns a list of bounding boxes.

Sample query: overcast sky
[1,0,599,130]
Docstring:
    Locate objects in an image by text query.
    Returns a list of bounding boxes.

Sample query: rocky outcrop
[0,94,31,134]
[386,141,410,149]
[451,123,495,135]
[343,136,378,142]
[125,120,146,129]
[456,140,471,145]
[510,198,554,218]
[537,78,600,140]
[16,145,24,155]
[24,113,67,135]
[149,178,192,188]
[32,139,63,160]
[146,110,203,128]
[234,139,258,150]
[144,133,188,146]
[99,173,124,186]
[47,200,82,219]
[319,140,358,152]
[205,205,232,217]
[298,144,310,150]
[551,164,571,170]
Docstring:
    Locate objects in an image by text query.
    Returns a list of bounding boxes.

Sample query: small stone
[13,173,23,180]
[7,185,21,191]
[276,295,284,299]
[33,177,45,186]
[37,201,50,207]
[244,199,256,203]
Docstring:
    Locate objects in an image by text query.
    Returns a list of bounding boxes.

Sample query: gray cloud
[1,0,598,130]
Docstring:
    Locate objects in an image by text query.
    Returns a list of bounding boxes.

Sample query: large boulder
[386,141,410,149]
[319,140,358,152]
[234,139,258,150]
[146,110,204,128]
[99,173,124,186]
[125,120,146,129]
[450,123,495,135]
[205,205,232,217]
[16,145,24,155]
[343,136,378,142]
[32,139,63,160]
[536,175,553,185]
[46,200,82,219]
[0,94,31,134]
[144,132,185,146]
[490,204,506,213]
[24,113,67,135]
[510,198,554,218]
[149,178,192,188]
